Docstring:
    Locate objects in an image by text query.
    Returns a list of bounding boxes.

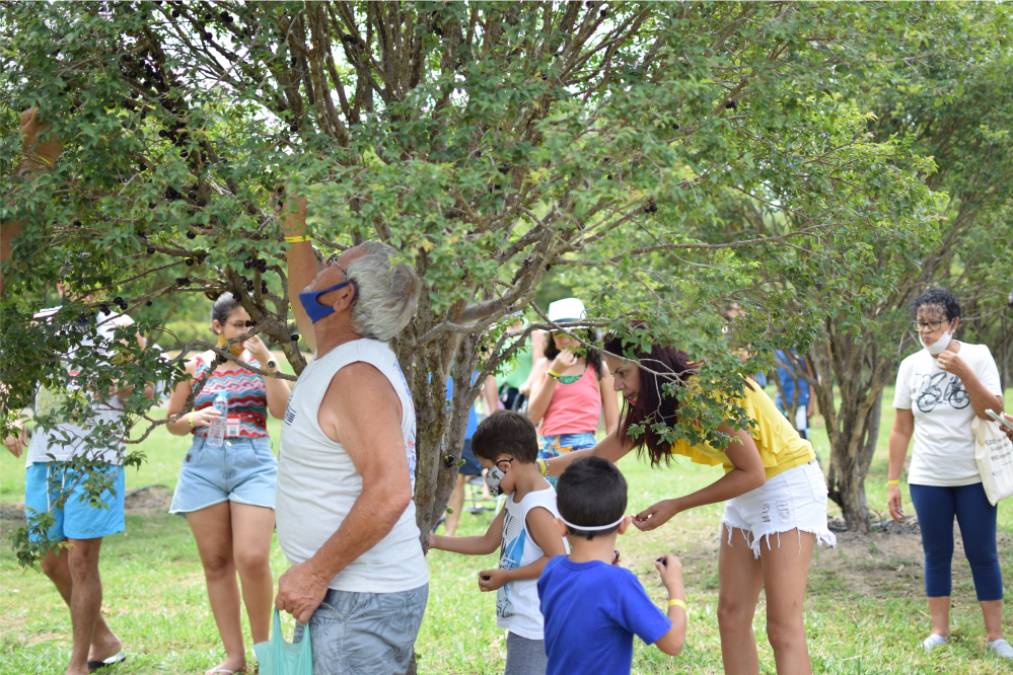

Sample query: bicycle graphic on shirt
[914,372,970,413]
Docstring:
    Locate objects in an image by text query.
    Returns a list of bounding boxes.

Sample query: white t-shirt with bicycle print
[894,342,1002,487]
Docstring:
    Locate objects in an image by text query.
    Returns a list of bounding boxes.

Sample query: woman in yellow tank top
[546,335,835,675]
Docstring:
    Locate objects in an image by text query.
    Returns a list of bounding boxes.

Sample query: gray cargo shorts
[296,583,429,675]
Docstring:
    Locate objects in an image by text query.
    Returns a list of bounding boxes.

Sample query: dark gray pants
[505,632,547,675]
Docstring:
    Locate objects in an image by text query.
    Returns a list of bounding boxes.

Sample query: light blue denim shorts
[294,584,429,675]
[25,462,125,542]
[169,435,277,514]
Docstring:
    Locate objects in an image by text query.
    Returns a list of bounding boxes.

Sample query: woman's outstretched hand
[633,498,680,531]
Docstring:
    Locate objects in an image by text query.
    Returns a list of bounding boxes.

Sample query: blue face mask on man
[298,279,354,323]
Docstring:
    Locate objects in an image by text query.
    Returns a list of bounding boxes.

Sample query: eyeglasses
[324,253,349,276]
[912,320,948,332]
[494,457,514,472]
[320,254,357,303]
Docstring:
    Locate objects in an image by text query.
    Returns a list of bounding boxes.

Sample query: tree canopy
[2,2,1007,539]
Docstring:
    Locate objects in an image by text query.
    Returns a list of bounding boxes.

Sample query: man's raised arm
[283,196,319,353]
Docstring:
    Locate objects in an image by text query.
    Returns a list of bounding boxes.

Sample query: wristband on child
[887,479,900,486]
[668,598,687,611]
[284,234,311,244]
[547,369,562,380]
[536,459,548,476]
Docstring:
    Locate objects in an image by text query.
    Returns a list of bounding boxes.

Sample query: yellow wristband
[668,598,687,611]
[537,459,548,476]
[887,479,900,486]
[547,369,561,379]
[284,235,311,244]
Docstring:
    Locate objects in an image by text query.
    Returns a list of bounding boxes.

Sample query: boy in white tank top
[430,411,568,675]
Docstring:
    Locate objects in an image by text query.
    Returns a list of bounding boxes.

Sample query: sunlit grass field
[2,387,1012,673]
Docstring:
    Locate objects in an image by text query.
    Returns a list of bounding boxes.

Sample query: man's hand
[478,568,509,592]
[276,560,331,624]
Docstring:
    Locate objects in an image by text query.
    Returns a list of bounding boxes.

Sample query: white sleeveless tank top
[276,338,428,593]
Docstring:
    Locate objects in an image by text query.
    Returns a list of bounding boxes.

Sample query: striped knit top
[191,354,268,439]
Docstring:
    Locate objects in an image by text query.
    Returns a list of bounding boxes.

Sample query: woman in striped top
[166,293,290,675]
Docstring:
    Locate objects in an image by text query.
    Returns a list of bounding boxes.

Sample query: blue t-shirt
[445,376,479,439]
[774,349,810,411]
[538,556,672,675]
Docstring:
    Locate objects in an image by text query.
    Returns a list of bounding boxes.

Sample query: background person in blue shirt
[538,456,686,674]
[773,349,812,440]
[443,374,499,535]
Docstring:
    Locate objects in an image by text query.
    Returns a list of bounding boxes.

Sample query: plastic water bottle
[207,391,229,447]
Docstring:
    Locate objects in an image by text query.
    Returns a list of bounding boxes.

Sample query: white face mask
[485,466,505,496]
[923,330,952,356]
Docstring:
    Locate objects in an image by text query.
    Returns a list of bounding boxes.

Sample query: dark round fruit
[186,231,196,239]
[146,246,156,254]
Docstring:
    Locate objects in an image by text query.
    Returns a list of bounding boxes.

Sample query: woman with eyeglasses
[887,287,1010,658]
[527,298,618,478]
[165,292,291,675]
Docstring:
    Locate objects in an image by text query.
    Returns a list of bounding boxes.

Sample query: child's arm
[430,508,505,556]
[653,554,687,656]
[477,506,566,590]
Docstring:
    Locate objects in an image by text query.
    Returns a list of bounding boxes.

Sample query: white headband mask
[560,514,626,532]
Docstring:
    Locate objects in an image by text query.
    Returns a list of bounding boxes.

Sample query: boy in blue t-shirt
[538,456,686,674]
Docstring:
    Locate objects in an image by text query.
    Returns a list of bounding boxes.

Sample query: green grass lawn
[2,387,1012,674]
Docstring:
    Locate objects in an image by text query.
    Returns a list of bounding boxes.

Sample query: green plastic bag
[253,609,313,675]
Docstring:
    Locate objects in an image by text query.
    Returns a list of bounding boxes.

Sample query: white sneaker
[923,633,948,651]
[988,638,1013,659]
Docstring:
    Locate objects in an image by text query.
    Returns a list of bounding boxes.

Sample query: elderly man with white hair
[273,197,428,674]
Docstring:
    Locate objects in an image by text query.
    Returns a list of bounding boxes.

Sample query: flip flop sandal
[87,652,127,671]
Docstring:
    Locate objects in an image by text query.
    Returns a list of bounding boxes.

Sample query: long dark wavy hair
[602,333,696,465]
[545,329,604,378]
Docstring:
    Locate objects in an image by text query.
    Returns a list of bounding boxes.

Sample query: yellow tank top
[669,380,814,479]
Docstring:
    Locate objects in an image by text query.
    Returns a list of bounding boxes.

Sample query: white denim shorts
[722,460,837,558]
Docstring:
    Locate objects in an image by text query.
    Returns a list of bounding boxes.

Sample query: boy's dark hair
[557,456,627,539]
[471,410,539,463]
[912,287,961,322]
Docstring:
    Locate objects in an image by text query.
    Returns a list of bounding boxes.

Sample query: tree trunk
[810,325,889,533]
[826,390,882,532]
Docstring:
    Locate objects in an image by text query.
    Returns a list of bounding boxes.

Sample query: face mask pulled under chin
[922,331,952,356]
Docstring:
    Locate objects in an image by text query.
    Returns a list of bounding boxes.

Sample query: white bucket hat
[547,297,587,323]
